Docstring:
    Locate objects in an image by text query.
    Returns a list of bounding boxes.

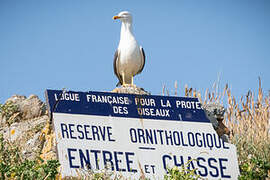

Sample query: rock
[203,103,221,129]
[0,115,6,125]
[203,103,225,120]
[22,132,42,159]
[203,103,230,142]
[39,123,57,160]
[0,100,21,126]
[6,94,46,121]
[6,95,27,104]
[0,94,53,160]
[0,115,48,160]
[112,85,150,95]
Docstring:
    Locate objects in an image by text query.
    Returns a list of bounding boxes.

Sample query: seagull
[113,11,145,87]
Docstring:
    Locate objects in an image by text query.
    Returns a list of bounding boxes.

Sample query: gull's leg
[122,72,128,87]
[131,76,136,87]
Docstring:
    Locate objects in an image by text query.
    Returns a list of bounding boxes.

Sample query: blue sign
[45,89,210,123]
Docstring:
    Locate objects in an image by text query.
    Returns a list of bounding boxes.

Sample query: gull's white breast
[118,37,142,76]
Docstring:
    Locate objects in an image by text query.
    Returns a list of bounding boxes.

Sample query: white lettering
[54,93,80,101]
[137,108,170,117]
[135,98,156,107]
[176,101,201,109]
[86,95,130,105]
[113,106,128,115]
[161,100,171,107]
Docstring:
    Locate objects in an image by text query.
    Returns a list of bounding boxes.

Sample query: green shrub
[0,134,60,179]
[235,138,270,180]
[164,160,202,180]
[0,102,20,125]
[238,156,270,180]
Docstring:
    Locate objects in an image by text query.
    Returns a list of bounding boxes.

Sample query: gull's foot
[112,84,150,95]
[122,84,137,88]
[122,83,129,87]
[128,84,137,88]
[130,84,137,88]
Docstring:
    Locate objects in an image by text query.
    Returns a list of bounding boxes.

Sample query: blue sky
[0,0,269,103]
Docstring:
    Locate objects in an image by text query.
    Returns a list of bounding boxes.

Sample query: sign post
[46,89,239,179]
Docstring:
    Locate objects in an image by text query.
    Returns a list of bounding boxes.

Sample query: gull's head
[113,11,132,23]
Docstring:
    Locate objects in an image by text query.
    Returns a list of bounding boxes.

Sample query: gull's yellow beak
[113,15,120,20]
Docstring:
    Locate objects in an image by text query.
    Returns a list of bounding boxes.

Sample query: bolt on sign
[45,89,239,179]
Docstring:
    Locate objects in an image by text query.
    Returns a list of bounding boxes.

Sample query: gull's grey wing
[113,49,122,86]
[136,46,145,75]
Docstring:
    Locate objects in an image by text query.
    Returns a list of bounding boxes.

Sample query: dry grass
[175,79,270,179]
[173,79,269,144]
